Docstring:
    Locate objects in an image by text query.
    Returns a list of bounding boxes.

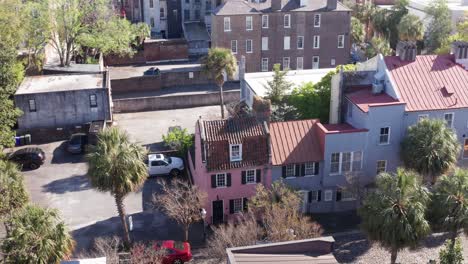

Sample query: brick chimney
[452,41,468,69]
[271,0,283,11]
[396,41,417,62]
[327,0,337,10]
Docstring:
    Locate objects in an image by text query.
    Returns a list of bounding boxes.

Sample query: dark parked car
[66,133,89,154]
[143,67,160,76]
[8,147,45,170]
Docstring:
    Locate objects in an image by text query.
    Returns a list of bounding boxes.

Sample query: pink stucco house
[188,117,271,224]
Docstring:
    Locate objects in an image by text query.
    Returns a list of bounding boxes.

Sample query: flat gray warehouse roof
[16,74,105,95]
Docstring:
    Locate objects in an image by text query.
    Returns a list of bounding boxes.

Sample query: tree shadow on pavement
[333,232,371,263]
[71,211,205,257]
[42,174,91,194]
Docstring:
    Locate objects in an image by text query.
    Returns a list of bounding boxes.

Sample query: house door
[212,200,224,224]
[312,56,320,69]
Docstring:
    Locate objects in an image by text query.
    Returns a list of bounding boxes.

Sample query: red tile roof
[345,86,404,112]
[385,55,468,112]
[270,119,323,166]
[202,118,269,171]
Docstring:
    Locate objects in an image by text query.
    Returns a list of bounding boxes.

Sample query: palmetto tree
[1,205,75,264]
[429,169,468,252]
[202,48,237,119]
[401,119,460,183]
[397,14,424,41]
[87,127,148,246]
[0,160,29,232]
[353,3,376,41]
[359,169,430,264]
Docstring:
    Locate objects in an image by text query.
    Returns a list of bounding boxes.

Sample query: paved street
[19,106,220,255]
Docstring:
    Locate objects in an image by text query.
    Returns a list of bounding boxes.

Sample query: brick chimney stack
[396,41,417,62]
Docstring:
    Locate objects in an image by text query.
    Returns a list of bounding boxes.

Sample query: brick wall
[111,69,214,95]
[105,39,189,66]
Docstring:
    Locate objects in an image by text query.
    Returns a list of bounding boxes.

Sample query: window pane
[341,152,351,173]
[233,198,242,213]
[246,170,256,183]
[330,153,340,174]
[305,162,315,175]
[286,164,295,177]
[352,151,362,171]
[216,174,226,187]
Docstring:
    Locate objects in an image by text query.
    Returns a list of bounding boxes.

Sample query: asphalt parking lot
[18,106,219,255]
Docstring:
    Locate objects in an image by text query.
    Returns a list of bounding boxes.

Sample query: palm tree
[87,127,148,246]
[0,160,29,234]
[429,169,468,252]
[397,14,424,41]
[401,119,460,183]
[353,3,376,41]
[359,169,430,264]
[1,205,75,263]
[201,48,237,119]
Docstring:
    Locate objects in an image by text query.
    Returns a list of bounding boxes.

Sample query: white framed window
[231,40,237,54]
[376,160,387,174]
[149,0,154,8]
[29,99,36,112]
[379,127,390,145]
[262,15,269,28]
[232,198,243,213]
[229,144,242,161]
[284,14,291,28]
[224,17,231,32]
[150,17,155,28]
[313,35,320,49]
[262,37,268,51]
[324,190,332,201]
[444,113,454,128]
[304,162,316,176]
[338,35,345,48]
[284,36,290,50]
[463,139,468,159]
[261,58,268,72]
[246,16,253,31]
[282,57,290,70]
[330,153,340,174]
[341,189,356,201]
[418,114,429,121]
[285,164,295,177]
[312,56,319,69]
[341,152,352,173]
[297,36,304,49]
[216,173,227,187]
[331,58,336,66]
[309,190,319,202]
[297,57,304,70]
[89,94,97,107]
[246,169,256,184]
[246,39,253,53]
[160,8,165,18]
[352,151,362,171]
[314,14,321,27]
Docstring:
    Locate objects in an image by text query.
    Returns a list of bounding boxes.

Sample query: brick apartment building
[211,0,351,72]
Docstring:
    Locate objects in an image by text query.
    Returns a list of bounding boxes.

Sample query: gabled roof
[345,86,405,112]
[384,55,468,112]
[213,0,261,15]
[270,119,322,166]
[202,117,269,171]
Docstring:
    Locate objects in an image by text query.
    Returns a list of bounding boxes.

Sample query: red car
[154,240,192,264]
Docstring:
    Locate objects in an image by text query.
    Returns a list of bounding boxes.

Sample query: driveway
[113,105,221,151]
[19,106,218,255]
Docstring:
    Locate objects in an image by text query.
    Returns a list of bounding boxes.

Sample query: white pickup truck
[147,153,184,177]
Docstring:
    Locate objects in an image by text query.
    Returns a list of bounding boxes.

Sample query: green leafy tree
[366,36,393,58]
[425,0,452,52]
[401,119,460,183]
[439,238,464,264]
[0,160,29,234]
[429,169,468,253]
[162,127,194,156]
[202,48,237,119]
[87,127,148,247]
[397,14,424,41]
[387,0,409,47]
[353,3,376,41]
[351,17,365,45]
[437,18,468,54]
[359,169,430,264]
[289,64,356,122]
[372,8,390,38]
[1,205,75,264]
[264,63,291,105]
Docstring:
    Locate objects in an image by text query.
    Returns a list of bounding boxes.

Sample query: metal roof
[384,55,468,112]
[345,86,405,113]
[16,74,105,95]
[270,119,323,165]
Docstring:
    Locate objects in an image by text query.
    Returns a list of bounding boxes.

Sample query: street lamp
[200,208,207,242]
